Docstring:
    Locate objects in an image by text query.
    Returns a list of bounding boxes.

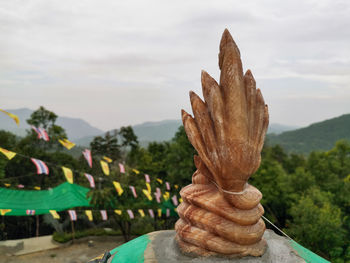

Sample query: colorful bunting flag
[165,182,171,190]
[17,184,24,188]
[132,169,140,174]
[0,147,16,160]
[113,181,123,196]
[142,189,152,201]
[144,174,150,183]
[154,192,161,203]
[0,209,11,215]
[31,158,49,174]
[4,183,10,187]
[129,186,137,198]
[146,183,151,193]
[179,198,183,203]
[100,160,110,175]
[119,163,125,173]
[148,209,154,218]
[172,195,178,206]
[156,187,161,196]
[85,210,93,221]
[68,210,77,221]
[156,178,163,184]
[100,210,108,221]
[174,184,179,189]
[84,173,95,188]
[157,209,162,218]
[166,208,170,217]
[58,139,75,150]
[62,166,73,184]
[82,149,92,168]
[49,210,60,219]
[26,210,35,215]
[127,209,134,219]
[163,191,170,201]
[31,126,49,141]
[34,186,41,190]
[114,210,122,215]
[138,209,145,218]
[0,109,19,126]
[103,156,113,163]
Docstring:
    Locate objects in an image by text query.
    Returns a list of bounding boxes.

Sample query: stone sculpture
[175,29,269,257]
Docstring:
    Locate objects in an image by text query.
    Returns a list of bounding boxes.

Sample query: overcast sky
[1,0,350,131]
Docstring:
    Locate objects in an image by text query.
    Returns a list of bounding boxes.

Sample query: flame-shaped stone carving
[175,29,269,257]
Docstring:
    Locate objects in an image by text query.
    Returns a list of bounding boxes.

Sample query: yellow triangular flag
[179,198,183,203]
[113,181,124,196]
[62,166,73,184]
[132,169,140,174]
[138,209,145,218]
[156,178,163,184]
[49,210,60,219]
[103,156,113,163]
[142,189,153,201]
[0,109,19,126]
[0,147,16,160]
[146,183,151,193]
[163,191,170,201]
[58,139,76,150]
[0,209,11,215]
[34,186,41,190]
[4,183,10,187]
[114,209,122,215]
[174,185,179,189]
[100,160,110,176]
[85,210,93,221]
[157,209,162,218]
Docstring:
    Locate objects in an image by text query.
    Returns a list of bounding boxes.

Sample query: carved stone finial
[175,29,269,257]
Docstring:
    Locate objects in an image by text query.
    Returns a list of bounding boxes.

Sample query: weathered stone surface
[139,230,305,263]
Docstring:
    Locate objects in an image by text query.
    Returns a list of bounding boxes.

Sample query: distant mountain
[0,108,104,140]
[267,114,350,154]
[267,123,299,135]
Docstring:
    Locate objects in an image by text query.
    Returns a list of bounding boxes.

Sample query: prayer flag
[49,210,60,219]
[103,156,113,163]
[157,209,162,218]
[62,166,73,184]
[31,126,49,141]
[0,109,19,125]
[165,182,171,190]
[154,192,161,203]
[142,189,152,201]
[127,209,134,219]
[163,191,170,201]
[17,184,24,188]
[31,158,49,175]
[0,209,11,216]
[146,183,151,193]
[58,139,75,150]
[84,173,95,188]
[0,147,16,160]
[119,163,125,173]
[4,183,10,187]
[132,169,140,174]
[148,209,154,218]
[68,210,77,221]
[172,195,178,206]
[113,181,123,196]
[179,198,183,203]
[166,208,170,217]
[85,210,93,221]
[138,209,145,218]
[156,178,163,184]
[26,210,35,215]
[100,210,108,221]
[129,186,137,198]
[82,149,92,168]
[100,160,110,175]
[114,210,122,215]
[174,184,179,189]
[156,187,161,195]
[34,186,41,190]
[144,174,150,183]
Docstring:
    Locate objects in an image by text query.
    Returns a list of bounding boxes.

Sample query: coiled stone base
[175,168,267,257]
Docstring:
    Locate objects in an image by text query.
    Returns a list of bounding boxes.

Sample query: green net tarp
[0,182,91,216]
[290,240,330,263]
